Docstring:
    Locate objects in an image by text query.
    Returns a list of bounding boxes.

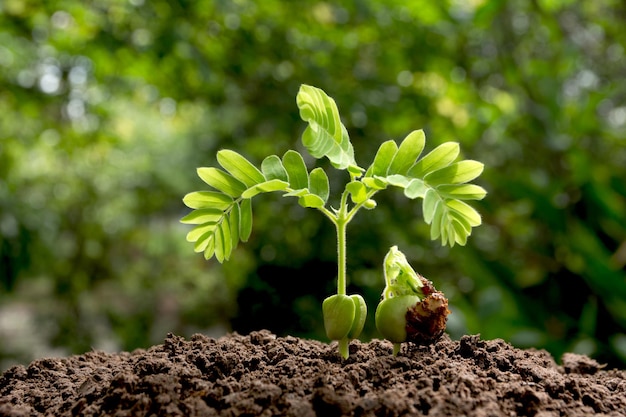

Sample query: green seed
[375,295,420,343]
[322,294,356,340]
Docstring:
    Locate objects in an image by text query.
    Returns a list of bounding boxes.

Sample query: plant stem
[335,189,351,296]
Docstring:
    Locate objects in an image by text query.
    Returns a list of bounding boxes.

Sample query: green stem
[338,338,349,359]
[335,189,351,295]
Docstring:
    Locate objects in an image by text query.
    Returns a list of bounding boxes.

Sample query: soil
[1,330,625,417]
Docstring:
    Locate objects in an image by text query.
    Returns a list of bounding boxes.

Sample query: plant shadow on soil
[1,330,625,416]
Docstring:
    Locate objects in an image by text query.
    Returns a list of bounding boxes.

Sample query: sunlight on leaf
[408,142,460,178]
[197,167,247,198]
[180,208,224,225]
[282,150,309,190]
[217,149,265,188]
[297,84,357,170]
[261,155,289,182]
[309,167,330,203]
[424,160,484,186]
[183,191,233,210]
[239,198,253,243]
[240,179,289,199]
[388,130,425,175]
[369,140,398,177]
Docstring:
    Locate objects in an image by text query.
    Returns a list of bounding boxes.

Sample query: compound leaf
[297,84,356,170]
[217,149,265,188]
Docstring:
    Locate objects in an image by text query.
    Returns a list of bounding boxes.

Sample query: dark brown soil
[1,330,625,416]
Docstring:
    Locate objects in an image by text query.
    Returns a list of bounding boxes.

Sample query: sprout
[375,246,450,355]
[181,85,484,358]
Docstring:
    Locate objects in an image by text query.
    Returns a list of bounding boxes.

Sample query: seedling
[375,246,450,356]
[181,84,486,358]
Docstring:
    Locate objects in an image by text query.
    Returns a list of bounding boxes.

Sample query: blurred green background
[2,0,626,371]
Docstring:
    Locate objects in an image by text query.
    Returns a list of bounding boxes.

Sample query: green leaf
[217,149,265,188]
[182,191,233,210]
[388,130,426,175]
[422,189,440,224]
[203,235,216,260]
[385,174,410,188]
[309,167,330,203]
[361,176,388,190]
[194,231,213,253]
[214,220,232,262]
[452,220,468,246]
[346,181,368,204]
[425,160,484,186]
[369,140,398,177]
[408,142,460,178]
[282,150,309,190]
[180,208,224,225]
[240,179,289,199]
[437,184,487,200]
[450,211,472,235]
[239,198,253,242]
[186,223,217,243]
[296,84,356,169]
[197,167,247,198]
[446,199,482,227]
[404,179,428,199]
[298,193,326,208]
[229,203,240,250]
[283,188,309,197]
[430,204,444,241]
[261,155,289,182]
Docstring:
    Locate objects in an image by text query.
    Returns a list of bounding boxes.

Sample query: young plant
[375,246,450,356]
[181,84,486,358]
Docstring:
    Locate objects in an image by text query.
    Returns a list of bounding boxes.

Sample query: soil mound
[1,330,625,416]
